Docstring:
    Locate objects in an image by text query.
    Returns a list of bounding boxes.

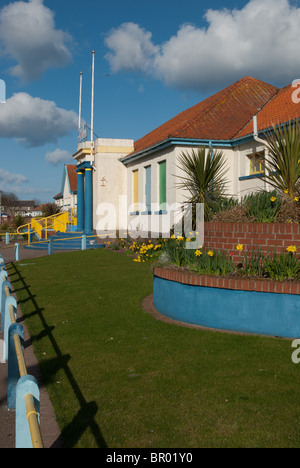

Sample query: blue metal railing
[0,257,44,448]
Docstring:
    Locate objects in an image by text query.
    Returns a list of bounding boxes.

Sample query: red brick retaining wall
[154,267,300,295]
[203,222,300,262]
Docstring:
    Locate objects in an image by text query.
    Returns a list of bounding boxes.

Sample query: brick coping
[153,267,300,295]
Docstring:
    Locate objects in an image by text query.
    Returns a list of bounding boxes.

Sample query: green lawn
[7,248,300,448]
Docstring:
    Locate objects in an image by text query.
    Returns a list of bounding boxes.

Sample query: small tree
[42,203,61,217]
[13,213,26,230]
[261,120,300,199]
[176,147,229,221]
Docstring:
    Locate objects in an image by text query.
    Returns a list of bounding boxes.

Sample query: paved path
[0,244,64,448]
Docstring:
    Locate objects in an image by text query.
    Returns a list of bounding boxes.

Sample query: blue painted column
[84,167,93,234]
[76,170,84,232]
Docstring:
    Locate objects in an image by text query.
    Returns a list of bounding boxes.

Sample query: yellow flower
[294,197,299,202]
[270,196,276,202]
[177,236,184,240]
[284,189,289,194]
[207,250,214,257]
[186,238,191,242]
[171,234,175,239]
[195,250,202,257]
[236,244,243,251]
[286,245,297,253]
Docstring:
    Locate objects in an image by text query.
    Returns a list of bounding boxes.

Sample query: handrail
[0,234,99,249]
[24,394,44,448]
[0,231,23,236]
[16,214,67,240]
[1,268,44,448]
[1,210,77,247]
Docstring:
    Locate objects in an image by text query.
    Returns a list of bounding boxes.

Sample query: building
[72,139,134,235]
[68,76,300,236]
[54,164,78,212]
[5,200,35,216]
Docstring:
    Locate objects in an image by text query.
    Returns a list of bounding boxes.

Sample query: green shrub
[236,246,266,277]
[263,247,300,281]
[242,190,282,223]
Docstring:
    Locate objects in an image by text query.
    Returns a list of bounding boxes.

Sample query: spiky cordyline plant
[176,147,229,221]
[261,120,300,199]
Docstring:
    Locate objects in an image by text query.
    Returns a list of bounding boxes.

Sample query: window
[159,160,167,210]
[133,170,139,212]
[145,166,151,212]
[249,152,264,175]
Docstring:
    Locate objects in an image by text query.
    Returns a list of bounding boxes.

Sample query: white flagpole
[78,71,83,136]
[91,50,95,143]
[90,51,95,163]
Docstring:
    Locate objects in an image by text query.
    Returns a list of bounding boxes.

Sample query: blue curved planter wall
[153,276,300,338]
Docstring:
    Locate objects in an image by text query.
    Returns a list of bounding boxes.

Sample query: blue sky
[0,0,300,203]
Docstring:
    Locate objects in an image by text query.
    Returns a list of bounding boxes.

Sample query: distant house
[30,205,43,217]
[54,75,300,235]
[0,212,9,224]
[8,200,35,216]
[53,165,77,212]
[53,192,63,209]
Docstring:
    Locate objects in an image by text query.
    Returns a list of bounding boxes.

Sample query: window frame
[158,160,167,211]
[249,151,264,176]
[132,169,139,213]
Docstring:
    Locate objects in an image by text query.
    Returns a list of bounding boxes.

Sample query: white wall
[123,140,273,237]
[92,138,134,236]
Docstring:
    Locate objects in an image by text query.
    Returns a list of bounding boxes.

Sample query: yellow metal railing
[3,272,44,448]
[15,209,77,245]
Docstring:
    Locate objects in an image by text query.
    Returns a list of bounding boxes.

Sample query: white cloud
[45,148,73,165]
[0,168,28,186]
[0,168,53,200]
[0,0,72,81]
[0,92,78,147]
[105,22,159,74]
[105,0,300,91]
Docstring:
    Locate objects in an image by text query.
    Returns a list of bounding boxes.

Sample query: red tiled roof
[235,83,300,138]
[123,76,279,161]
[66,165,77,192]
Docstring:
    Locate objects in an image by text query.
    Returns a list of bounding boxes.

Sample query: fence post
[15,243,20,261]
[0,267,7,281]
[82,235,87,251]
[0,279,10,332]
[0,259,5,270]
[48,238,53,255]
[16,375,41,448]
[5,233,9,245]
[4,295,17,361]
[8,322,24,409]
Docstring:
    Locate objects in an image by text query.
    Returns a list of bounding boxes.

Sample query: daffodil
[207,250,214,257]
[286,245,297,253]
[236,244,243,251]
[195,250,202,257]
[270,196,276,202]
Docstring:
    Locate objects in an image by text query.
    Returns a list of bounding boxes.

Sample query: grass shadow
[9,262,107,448]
